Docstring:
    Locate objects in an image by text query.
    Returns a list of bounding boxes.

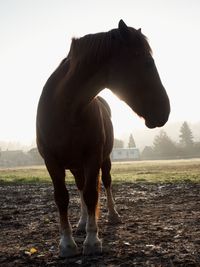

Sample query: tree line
[114,122,200,160]
[0,122,199,166]
[114,133,136,149]
[142,121,200,159]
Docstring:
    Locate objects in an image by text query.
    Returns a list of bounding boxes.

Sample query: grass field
[0,158,200,184]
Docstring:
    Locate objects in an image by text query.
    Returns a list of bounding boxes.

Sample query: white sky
[0,0,200,144]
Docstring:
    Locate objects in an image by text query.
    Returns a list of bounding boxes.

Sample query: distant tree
[128,134,136,148]
[153,130,177,158]
[179,121,194,148]
[28,148,44,165]
[113,138,124,148]
[192,142,200,156]
[141,146,155,160]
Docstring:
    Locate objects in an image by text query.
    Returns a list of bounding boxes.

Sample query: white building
[111,148,140,161]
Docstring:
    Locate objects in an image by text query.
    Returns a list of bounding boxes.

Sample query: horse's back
[96,96,111,117]
[96,97,113,158]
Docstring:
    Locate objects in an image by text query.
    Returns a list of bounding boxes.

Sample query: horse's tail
[96,172,101,220]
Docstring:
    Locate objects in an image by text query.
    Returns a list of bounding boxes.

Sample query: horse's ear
[118,19,130,41]
[137,28,142,33]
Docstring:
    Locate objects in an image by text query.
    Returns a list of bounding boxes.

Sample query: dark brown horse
[36,20,170,257]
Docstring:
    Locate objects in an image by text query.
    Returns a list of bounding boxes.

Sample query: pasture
[0,159,200,266]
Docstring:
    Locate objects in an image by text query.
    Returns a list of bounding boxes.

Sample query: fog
[0,0,200,150]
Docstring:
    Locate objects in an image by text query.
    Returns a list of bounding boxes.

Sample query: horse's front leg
[45,160,78,258]
[82,159,102,255]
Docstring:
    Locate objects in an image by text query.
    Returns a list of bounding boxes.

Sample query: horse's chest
[54,125,103,154]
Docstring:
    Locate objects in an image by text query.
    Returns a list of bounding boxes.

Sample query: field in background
[0,158,200,184]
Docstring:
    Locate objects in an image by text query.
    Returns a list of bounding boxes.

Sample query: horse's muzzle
[145,119,166,129]
[145,112,170,129]
[145,97,170,129]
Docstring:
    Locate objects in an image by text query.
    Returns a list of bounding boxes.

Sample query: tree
[179,121,194,148]
[141,146,155,160]
[113,138,124,148]
[153,130,177,158]
[28,148,44,165]
[128,134,136,148]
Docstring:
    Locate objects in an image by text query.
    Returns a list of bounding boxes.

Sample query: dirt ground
[0,182,200,267]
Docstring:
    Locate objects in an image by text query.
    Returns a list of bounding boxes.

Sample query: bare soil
[0,182,200,266]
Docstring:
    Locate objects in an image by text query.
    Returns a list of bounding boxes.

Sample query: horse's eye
[146,57,154,68]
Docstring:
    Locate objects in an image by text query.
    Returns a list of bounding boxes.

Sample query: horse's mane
[68,30,114,73]
[66,27,152,80]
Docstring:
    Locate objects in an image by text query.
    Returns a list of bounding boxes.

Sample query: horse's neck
[60,65,107,117]
[42,58,70,100]
[49,58,69,85]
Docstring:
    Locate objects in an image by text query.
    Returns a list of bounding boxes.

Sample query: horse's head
[108,20,170,129]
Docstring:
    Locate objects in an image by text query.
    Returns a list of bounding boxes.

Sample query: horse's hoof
[59,242,79,258]
[83,240,102,255]
[108,212,122,224]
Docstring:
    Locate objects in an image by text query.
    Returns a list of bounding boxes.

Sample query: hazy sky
[1,0,200,144]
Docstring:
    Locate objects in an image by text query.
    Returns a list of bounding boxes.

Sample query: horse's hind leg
[70,169,87,232]
[82,157,102,255]
[45,159,78,258]
[101,158,121,223]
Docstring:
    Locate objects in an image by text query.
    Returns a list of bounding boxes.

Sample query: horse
[36,19,170,257]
